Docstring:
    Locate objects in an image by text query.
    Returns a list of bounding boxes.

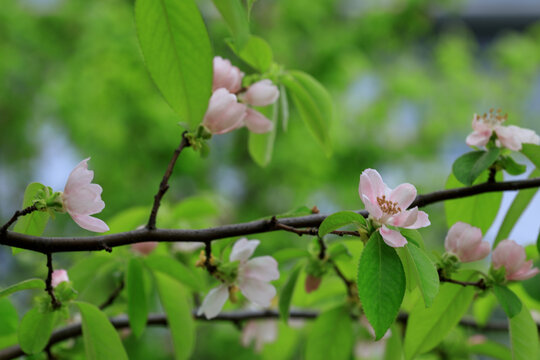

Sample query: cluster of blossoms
[466,109,540,151]
[202,56,279,135]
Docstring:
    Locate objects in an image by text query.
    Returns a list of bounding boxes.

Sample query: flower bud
[203,88,247,135]
[51,269,69,288]
[244,108,273,134]
[492,239,540,281]
[305,274,322,293]
[131,242,158,255]
[444,222,490,263]
[213,56,244,93]
[243,80,279,107]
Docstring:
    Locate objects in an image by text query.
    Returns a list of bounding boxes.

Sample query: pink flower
[197,238,280,319]
[304,274,322,293]
[466,110,540,151]
[492,240,540,281]
[131,242,158,255]
[241,320,278,352]
[212,56,244,93]
[359,169,430,247]
[62,158,109,233]
[203,88,247,135]
[243,80,279,107]
[444,222,490,262]
[51,269,69,288]
[244,108,273,133]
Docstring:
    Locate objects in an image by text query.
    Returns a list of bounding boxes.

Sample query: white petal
[197,284,229,319]
[230,238,260,263]
[241,256,280,282]
[239,278,276,307]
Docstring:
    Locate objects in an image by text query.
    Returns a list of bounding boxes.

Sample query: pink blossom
[241,320,278,352]
[305,274,322,293]
[212,56,244,93]
[62,158,109,233]
[203,88,247,135]
[492,240,540,281]
[444,222,490,262]
[243,80,280,107]
[51,269,69,288]
[466,110,540,151]
[359,169,430,247]
[244,108,273,133]
[197,238,280,319]
[131,242,158,256]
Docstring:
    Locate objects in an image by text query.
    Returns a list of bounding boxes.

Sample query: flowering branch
[45,254,61,310]
[147,131,191,230]
[0,205,38,234]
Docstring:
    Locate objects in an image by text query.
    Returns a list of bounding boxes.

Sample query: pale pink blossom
[62,158,109,233]
[466,110,540,151]
[468,335,487,346]
[305,274,322,293]
[243,80,280,107]
[244,108,273,133]
[203,88,247,135]
[51,269,69,288]
[131,242,158,255]
[197,238,280,319]
[359,169,430,247]
[492,240,539,281]
[212,56,244,93]
[241,320,278,352]
[444,222,490,263]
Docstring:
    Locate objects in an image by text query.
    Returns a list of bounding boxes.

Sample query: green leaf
[212,0,250,50]
[493,285,522,319]
[155,272,195,360]
[280,84,289,131]
[473,292,497,326]
[248,102,278,167]
[0,279,45,299]
[403,271,476,359]
[281,71,333,155]
[228,35,273,72]
[18,307,56,355]
[444,171,503,235]
[357,232,405,340]
[0,298,18,336]
[384,324,404,360]
[509,303,539,360]
[75,302,128,360]
[13,182,49,237]
[400,229,425,249]
[452,149,500,186]
[499,155,527,175]
[145,254,202,291]
[127,258,148,338]
[495,169,540,247]
[469,340,512,360]
[396,243,439,307]
[135,0,213,129]
[279,264,302,322]
[272,248,309,263]
[305,306,354,360]
[318,211,366,238]
[522,143,540,169]
[328,243,352,261]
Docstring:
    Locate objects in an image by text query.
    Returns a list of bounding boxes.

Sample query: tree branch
[0,205,38,234]
[2,177,540,253]
[147,131,190,230]
[45,253,61,310]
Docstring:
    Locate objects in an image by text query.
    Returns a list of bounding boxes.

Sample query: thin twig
[0,205,38,235]
[331,261,356,298]
[147,131,190,230]
[45,254,61,310]
[439,275,486,290]
[99,280,125,310]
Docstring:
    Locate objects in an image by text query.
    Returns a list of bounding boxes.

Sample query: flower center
[376,195,401,215]
[476,108,507,126]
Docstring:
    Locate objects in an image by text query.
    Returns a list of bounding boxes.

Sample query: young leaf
[0,279,45,299]
[492,285,522,319]
[281,71,332,155]
[305,306,354,360]
[521,143,540,169]
[509,303,539,360]
[357,232,405,340]
[228,35,273,72]
[279,264,302,322]
[0,298,18,337]
[469,340,512,360]
[396,243,439,307]
[404,271,476,359]
[499,155,527,175]
[155,272,195,360]
[18,307,56,355]
[384,324,405,360]
[135,0,213,129]
[75,302,128,360]
[145,254,202,291]
[248,102,278,167]
[212,0,250,50]
[452,149,500,186]
[127,258,148,338]
[13,182,49,237]
[328,243,352,261]
[318,211,366,238]
[400,229,425,249]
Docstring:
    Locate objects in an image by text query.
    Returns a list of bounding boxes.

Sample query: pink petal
[230,238,260,263]
[389,208,418,228]
[131,242,158,256]
[203,89,247,135]
[71,214,109,233]
[466,131,491,148]
[361,195,383,220]
[508,262,540,281]
[244,108,273,133]
[241,321,258,348]
[51,269,69,288]
[379,226,407,248]
[460,241,490,263]
[212,56,244,93]
[241,256,280,282]
[359,169,387,204]
[494,126,522,151]
[243,80,279,107]
[493,240,526,275]
[64,158,93,195]
[197,284,229,319]
[389,183,416,210]
[239,278,276,307]
[64,184,105,215]
[404,210,430,229]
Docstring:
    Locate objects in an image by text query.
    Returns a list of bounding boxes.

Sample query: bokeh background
[1,0,540,358]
